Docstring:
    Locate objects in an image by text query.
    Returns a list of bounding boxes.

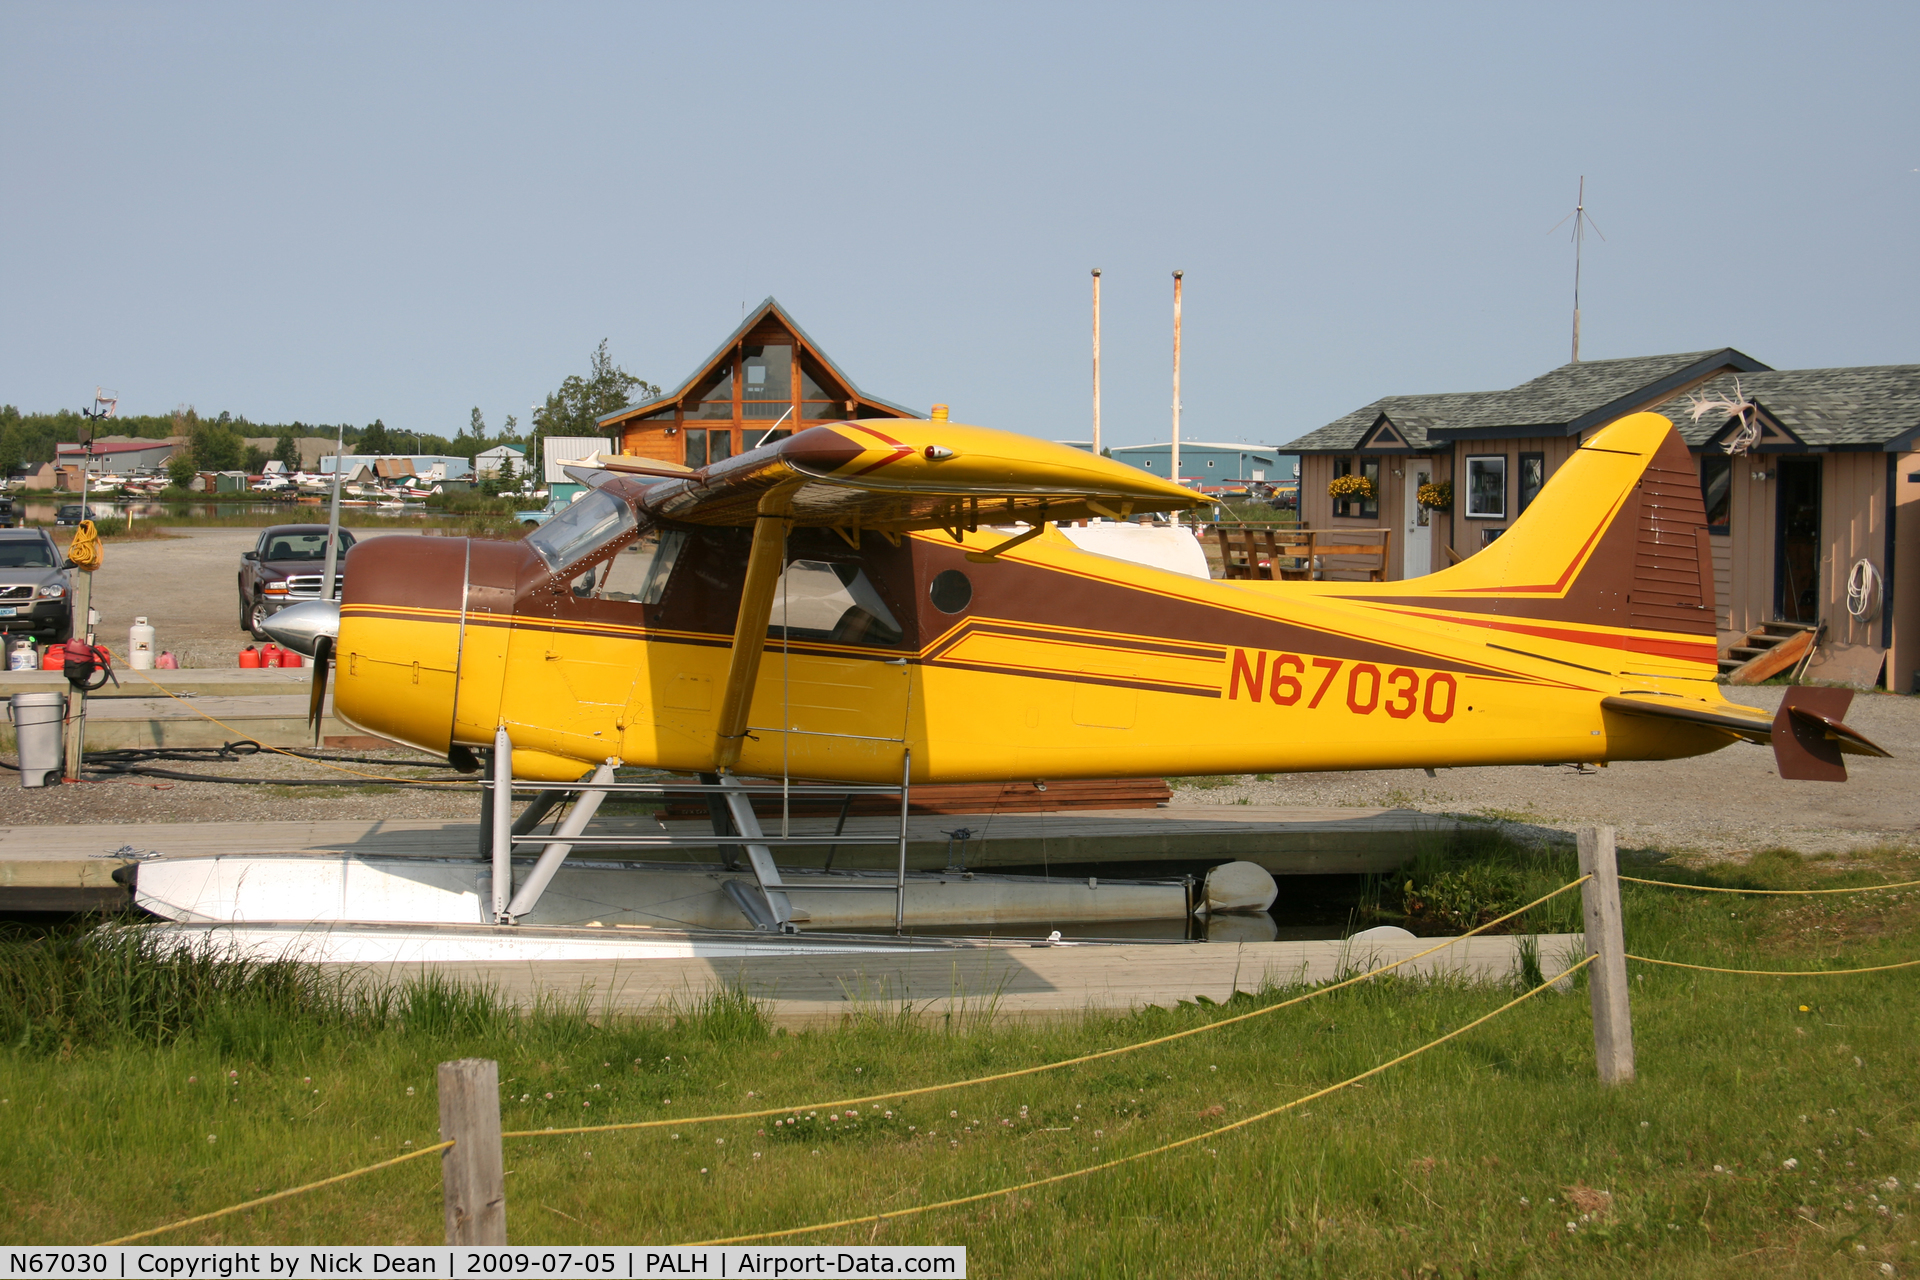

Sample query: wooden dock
[325,930,1583,1027]
[0,805,1459,913]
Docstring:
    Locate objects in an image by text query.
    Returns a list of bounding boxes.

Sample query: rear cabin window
[768,559,903,647]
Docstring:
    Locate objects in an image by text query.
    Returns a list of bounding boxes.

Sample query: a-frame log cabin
[597,298,920,468]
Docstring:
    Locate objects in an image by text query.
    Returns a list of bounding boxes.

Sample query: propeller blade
[308,634,333,745]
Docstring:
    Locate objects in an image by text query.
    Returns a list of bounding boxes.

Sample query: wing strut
[713,505,794,772]
[964,522,1048,563]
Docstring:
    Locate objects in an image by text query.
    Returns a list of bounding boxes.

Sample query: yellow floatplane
[132,410,1884,946]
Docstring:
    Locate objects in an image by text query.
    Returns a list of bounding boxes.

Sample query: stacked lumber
[661,777,1172,818]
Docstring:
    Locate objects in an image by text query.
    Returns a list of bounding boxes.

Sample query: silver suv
[0,528,74,644]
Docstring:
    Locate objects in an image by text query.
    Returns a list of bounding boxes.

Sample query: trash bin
[7,691,65,788]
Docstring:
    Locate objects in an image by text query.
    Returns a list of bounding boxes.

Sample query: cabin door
[754,549,914,782]
[1403,463,1433,579]
[1774,457,1822,624]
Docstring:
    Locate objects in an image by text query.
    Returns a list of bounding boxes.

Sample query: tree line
[0,338,658,481]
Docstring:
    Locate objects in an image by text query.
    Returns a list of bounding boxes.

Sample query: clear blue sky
[3,2,1914,449]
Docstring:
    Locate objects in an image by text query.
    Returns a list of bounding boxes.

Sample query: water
[15,500,436,523]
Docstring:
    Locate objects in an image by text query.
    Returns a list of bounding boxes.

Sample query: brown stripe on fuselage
[909,538,1526,681]
[1378,607,1719,664]
[921,617,1228,664]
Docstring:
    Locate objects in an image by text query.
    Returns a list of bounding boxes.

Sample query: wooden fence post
[1576,826,1635,1085]
[439,1058,507,1244]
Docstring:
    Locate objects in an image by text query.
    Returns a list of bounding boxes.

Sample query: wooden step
[1725,626,1817,685]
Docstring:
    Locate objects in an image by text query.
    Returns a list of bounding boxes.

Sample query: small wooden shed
[1285,351,1920,689]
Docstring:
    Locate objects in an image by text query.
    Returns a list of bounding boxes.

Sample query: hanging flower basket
[1328,474,1375,501]
[1417,480,1453,511]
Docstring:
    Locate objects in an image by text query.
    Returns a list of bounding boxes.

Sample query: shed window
[1334,456,1380,520]
[1466,455,1506,519]
[1700,455,1731,534]
[1517,452,1545,515]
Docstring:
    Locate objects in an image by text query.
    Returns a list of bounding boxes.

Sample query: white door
[1404,465,1433,579]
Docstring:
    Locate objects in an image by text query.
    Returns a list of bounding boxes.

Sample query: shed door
[1774,457,1822,623]
[1403,465,1433,579]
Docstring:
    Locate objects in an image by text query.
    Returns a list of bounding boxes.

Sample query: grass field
[1,841,1916,1276]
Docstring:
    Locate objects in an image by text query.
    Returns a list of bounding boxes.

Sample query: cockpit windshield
[524,489,638,571]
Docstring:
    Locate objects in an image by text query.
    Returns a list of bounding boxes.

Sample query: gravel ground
[77,526,416,670]
[1168,685,1920,861]
[6,528,1915,858]
[0,745,482,825]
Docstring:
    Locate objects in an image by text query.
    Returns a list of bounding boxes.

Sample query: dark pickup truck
[237,524,356,639]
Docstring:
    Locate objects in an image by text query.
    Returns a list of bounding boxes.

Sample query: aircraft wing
[607,421,1209,530]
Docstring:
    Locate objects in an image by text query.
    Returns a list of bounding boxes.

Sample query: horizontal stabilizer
[1599,695,1773,745]
[1772,686,1890,782]
[1601,687,1889,782]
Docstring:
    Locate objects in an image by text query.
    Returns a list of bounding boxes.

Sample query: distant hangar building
[1107,442,1296,487]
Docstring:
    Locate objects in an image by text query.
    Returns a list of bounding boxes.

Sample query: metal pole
[490,726,513,922]
[1577,825,1635,1085]
[1090,269,1102,457]
[321,423,345,602]
[894,748,910,935]
[438,1058,506,1245]
[1171,270,1183,526]
[62,438,95,781]
[1572,176,1585,364]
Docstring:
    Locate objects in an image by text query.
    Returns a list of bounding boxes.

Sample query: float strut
[505,761,617,923]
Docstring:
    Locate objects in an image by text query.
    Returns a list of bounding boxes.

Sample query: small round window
[929,569,973,614]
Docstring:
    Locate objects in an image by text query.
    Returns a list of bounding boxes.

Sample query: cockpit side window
[768,559,903,647]
[525,490,637,572]
[576,528,688,605]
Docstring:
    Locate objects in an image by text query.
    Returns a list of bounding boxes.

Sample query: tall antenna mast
[1170,270,1183,527]
[1550,177,1605,363]
[1090,269,1102,457]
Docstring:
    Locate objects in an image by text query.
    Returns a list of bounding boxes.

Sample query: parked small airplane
[259,411,1885,926]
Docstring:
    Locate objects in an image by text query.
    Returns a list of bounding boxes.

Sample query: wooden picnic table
[1206,526,1394,581]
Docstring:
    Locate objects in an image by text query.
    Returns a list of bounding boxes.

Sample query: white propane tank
[7,637,36,672]
[128,616,157,670]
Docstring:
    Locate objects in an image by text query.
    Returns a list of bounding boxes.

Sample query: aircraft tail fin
[1378,412,1719,661]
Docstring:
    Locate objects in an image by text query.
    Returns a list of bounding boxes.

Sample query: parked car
[54,503,109,525]
[0,528,73,644]
[237,524,356,639]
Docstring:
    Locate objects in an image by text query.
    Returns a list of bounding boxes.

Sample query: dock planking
[322,931,1584,1027]
[0,805,1459,909]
